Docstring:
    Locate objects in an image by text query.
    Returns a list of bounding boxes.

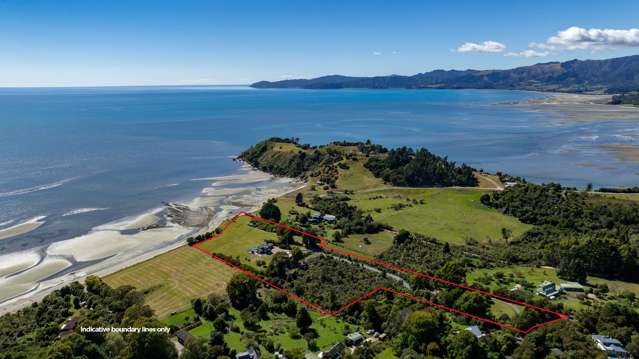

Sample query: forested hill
[238,138,477,188]
[251,55,639,94]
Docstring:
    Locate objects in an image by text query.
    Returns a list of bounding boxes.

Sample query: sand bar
[510,92,639,121]
[0,216,46,241]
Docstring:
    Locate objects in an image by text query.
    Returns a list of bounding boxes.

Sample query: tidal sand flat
[600,144,639,164]
[0,216,46,241]
[0,251,41,278]
[513,92,639,121]
[0,257,72,303]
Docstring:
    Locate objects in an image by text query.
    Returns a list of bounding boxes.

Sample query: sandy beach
[0,164,303,315]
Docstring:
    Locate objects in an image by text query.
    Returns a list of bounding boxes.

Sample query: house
[510,284,523,292]
[250,242,274,255]
[592,335,631,359]
[274,352,287,359]
[346,332,364,346]
[236,347,261,359]
[560,282,585,292]
[59,316,81,338]
[309,213,323,224]
[318,342,345,359]
[308,213,337,224]
[504,181,518,188]
[466,325,486,339]
[175,330,193,345]
[538,281,561,299]
[322,214,336,223]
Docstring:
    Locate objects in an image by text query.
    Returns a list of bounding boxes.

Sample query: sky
[0,0,638,87]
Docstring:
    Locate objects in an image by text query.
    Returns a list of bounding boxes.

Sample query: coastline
[0,163,304,315]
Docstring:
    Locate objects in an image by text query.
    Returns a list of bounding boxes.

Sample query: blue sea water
[0,86,638,254]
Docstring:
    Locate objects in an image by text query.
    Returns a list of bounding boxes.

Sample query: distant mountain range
[251,55,639,93]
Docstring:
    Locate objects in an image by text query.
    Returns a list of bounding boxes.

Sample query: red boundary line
[192,211,569,334]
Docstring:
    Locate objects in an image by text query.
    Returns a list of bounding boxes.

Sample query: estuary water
[0,86,638,267]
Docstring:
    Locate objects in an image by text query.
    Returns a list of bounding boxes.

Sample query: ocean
[0,85,638,260]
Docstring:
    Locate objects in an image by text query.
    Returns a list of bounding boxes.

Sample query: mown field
[103,246,235,317]
[349,187,532,245]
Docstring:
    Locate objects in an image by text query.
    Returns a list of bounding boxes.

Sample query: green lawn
[376,347,399,359]
[198,216,278,266]
[491,299,522,319]
[349,187,532,245]
[337,159,385,191]
[335,231,396,256]
[161,308,196,327]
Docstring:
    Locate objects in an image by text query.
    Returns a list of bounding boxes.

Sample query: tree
[296,307,312,331]
[365,301,383,332]
[124,318,177,359]
[260,201,281,222]
[445,331,486,359]
[192,298,204,316]
[394,230,411,245]
[295,193,304,206]
[558,256,587,284]
[181,337,212,359]
[398,310,446,353]
[435,259,467,284]
[226,273,258,309]
[453,291,492,318]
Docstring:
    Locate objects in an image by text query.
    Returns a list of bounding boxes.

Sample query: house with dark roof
[59,316,81,338]
[175,330,193,345]
[592,335,631,359]
[538,281,561,299]
[319,342,345,359]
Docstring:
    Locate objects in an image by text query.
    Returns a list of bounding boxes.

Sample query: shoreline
[0,163,304,315]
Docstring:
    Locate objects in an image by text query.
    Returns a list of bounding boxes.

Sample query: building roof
[60,316,81,331]
[236,347,260,359]
[592,335,629,354]
[560,282,584,290]
[347,332,363,342]
[176,330,193,343]
[466,325,485,338]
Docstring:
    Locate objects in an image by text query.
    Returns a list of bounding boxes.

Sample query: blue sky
[1,0,638,86]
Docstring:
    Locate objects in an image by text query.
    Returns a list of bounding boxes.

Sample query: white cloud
[504,49,549,58]
[391,50,400,55]
[280,74,295,79]
[456,41,506,53]
[373,51,382,56]
[533,26,639,50]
